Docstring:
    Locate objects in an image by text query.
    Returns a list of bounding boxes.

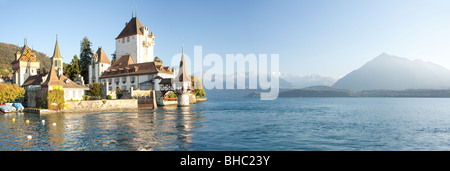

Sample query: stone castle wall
[65,99,138,112]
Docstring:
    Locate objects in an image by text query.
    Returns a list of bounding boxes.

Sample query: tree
[80,37,93,84]
[87,82,102,97]
[111,51,117,65]
[0,83,25,103]
[63,55,81,80]
[154,56,162,63]
[193,89,206,97]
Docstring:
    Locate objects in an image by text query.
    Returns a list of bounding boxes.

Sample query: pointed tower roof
[52,37,62,59]
[116,17,145,39]
[176,45,191,83]
[42,66,64,86]
[96,48,111,64]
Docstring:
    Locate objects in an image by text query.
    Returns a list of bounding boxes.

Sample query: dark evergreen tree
[111,51,117,65]
[64,54,81,80]
[80,37,93,83]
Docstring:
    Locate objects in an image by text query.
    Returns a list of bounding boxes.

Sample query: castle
[92,16,178,92]
[11,15,193,108]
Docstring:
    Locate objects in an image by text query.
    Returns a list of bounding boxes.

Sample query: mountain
[332,53,450,91]
[0,42,52,72]
[245,86,352,98]
[280,73,337,88]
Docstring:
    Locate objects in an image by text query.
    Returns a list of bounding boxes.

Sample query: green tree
[0,83,25,103]
[111,51,117,65]
[63,54,81,80]
[87,82,102,97]
[154,56,162,63]
[193,89,206,97]
[80,37,93,84]
[47,89,64,111]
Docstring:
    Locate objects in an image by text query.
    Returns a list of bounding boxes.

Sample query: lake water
[2,98,450,151]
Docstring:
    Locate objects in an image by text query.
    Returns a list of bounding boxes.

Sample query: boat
[12,103,24,112]
[0,106,12,113]
[4,103,16,112]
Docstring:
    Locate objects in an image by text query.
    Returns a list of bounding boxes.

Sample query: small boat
[12,103,24,112]
[4,103,16,112]
[0,106,12,113]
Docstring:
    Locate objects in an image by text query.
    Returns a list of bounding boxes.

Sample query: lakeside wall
[64,99,138,112]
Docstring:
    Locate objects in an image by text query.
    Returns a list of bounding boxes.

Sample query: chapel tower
[51,37,63,76]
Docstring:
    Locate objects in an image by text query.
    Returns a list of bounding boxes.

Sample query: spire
[177,43,191,84]
[52,35,62,59]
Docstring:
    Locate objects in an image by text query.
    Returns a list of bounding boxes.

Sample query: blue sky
[1,0,450,78]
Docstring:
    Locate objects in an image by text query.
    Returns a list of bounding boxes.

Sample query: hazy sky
[1,0,450,78]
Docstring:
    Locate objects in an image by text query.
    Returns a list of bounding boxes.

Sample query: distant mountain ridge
[332,53,450,91]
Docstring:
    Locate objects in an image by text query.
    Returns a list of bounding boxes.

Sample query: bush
[193,89,206,97]
[168,92,177,98]
[87,82,102,97]
[47,89,65,111]
[117,92,123,99]
[106,95,112,100]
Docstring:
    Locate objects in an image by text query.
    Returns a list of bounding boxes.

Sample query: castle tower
[115,17,155,64]
[89,47,111,83]
[51,37,63,76]
[175,45,191,107]
[11,43,40,86]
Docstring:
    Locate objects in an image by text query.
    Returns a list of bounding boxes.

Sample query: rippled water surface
[2,98,450,151]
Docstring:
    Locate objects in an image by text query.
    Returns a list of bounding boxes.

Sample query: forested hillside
[0,42,51,74]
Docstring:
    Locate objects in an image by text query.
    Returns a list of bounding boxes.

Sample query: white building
[99,55,175,91]
[88,47,111,84]
[115,17,155,64]
[11,44,40,87]
[98,16,175,91]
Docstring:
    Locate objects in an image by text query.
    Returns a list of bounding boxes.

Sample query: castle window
[122,38,125,43]
[127,37,130,42]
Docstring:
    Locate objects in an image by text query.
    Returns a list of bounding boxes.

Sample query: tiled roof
[116,17,145,39]
[96,48,111,64]
[42,66,65,86]
[100,55,173,79]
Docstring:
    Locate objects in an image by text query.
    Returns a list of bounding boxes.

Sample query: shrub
[87,82,102,97]
[193,89,206,97]
[106,95,112,100]
[117,92,123,99]
[47,89,65,111]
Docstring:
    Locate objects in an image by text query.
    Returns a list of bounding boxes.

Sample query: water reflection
[0,107,203,151]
